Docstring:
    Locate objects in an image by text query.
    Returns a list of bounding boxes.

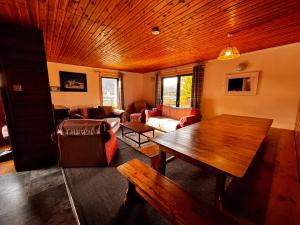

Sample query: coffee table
[120,122,155,147]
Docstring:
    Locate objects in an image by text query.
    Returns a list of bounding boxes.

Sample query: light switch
[12,84,22,92]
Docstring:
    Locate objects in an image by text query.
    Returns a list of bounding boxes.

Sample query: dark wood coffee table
[121,122,155,147]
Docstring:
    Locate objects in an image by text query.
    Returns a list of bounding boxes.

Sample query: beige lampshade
[218,46,240,60]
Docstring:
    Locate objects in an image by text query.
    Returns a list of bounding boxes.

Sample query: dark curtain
[118,72,125,109]
[154,71,162,106]
[191,64,204,109]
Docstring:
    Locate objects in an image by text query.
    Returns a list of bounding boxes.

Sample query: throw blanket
[58,119,111,136]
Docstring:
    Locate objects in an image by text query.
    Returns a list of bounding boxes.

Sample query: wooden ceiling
[1,0,300,73]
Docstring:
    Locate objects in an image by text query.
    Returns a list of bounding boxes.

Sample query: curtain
[118,72,125,109]
[154,71,162,106]
[191,64,204,109]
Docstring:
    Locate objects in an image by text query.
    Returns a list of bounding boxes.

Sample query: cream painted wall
[47,62,143,108]
[142,43,300,129]
[202,43,300,129]
[142,72,156,106]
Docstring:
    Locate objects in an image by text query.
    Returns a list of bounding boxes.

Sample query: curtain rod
[93,70,119,75]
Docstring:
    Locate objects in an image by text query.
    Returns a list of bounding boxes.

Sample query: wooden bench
[140,144,176,172]
[117,159,237,225]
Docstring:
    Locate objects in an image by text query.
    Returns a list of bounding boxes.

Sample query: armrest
[112,108,126,122]
[178,115,201,128]
[145,109,162,122]
[113,108,125,116]
[69,113,84,119]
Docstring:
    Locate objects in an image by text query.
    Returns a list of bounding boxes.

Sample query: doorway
[0,94,14,175]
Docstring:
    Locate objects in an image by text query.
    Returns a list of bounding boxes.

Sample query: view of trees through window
[162,75,192,108]
[180,76,192,107]
[162,77,177,107]
[102,78,118,107]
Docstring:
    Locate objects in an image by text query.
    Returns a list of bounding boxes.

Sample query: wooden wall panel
[0,0,300,72]
[295,100,300,181]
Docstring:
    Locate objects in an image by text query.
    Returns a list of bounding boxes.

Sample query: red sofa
[145,105,202,132]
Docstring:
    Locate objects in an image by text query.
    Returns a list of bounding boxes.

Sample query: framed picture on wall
[59,71,87,92]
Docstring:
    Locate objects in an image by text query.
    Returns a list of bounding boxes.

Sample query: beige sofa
[145,105,201,132]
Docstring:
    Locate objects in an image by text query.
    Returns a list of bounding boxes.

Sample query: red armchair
[126,101,149,123]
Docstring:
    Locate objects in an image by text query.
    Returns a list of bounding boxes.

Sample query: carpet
[63,139,217,225]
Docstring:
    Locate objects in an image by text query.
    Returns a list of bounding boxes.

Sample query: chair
[57,119,118,167]
[125,101,149,123]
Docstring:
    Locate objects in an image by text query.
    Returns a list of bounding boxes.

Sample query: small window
[162,74,192,108]
[179,75,192,108]
[101,77,118,107]
[162,77,178,107]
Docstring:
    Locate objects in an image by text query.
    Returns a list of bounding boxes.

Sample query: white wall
[47,62,143,108]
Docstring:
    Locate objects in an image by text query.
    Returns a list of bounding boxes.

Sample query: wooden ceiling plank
[99,0,300,59]
[77,0,203,62]
[96,2,230,55]
[49,0,71,57]
[69,0,144,60]
[98,0,295,58]
[60,0,122,62]
[52,0,87,56]
[2,0,300,72]
[58,0,108,58]
[55,0,92,58]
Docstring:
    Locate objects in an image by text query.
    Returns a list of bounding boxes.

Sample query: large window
[162,74,192,108]
[101,77,118,107]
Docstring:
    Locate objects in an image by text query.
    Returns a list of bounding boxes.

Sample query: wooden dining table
[150,114,273,209]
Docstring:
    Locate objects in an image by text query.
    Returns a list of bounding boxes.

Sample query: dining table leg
[215,173,226,210]
[158,150,166,175]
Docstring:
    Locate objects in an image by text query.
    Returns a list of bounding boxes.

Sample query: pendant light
[218,33,240,60]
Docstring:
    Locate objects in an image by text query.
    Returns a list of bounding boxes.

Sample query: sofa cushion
[78,107,90,119]
[147,116,180,132]
[98,106,114,118]
[161,105,192,120]
[130,113,142,122]
[88,108,104,119]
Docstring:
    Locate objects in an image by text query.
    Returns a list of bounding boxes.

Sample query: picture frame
[59,71,87,92]
[225,71,259,96]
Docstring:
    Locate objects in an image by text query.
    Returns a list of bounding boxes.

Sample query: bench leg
[125,181,143,205]
[150,155,161,171]
[215,174,226,210]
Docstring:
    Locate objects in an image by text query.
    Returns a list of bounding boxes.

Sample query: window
[101,77,118,107]
[162,74,192,108]
[162,77,177,107]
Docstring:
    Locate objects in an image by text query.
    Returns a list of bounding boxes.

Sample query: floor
[0,159,15,175]
[0,167,76,225]
[0,128,299,225]
[0,145,15,175]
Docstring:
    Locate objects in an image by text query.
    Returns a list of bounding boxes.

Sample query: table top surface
[121,122,155,133]
[151,114,273,178]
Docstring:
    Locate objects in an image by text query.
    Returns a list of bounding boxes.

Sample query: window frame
[101,76,119,107]
[161,73,192,108]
